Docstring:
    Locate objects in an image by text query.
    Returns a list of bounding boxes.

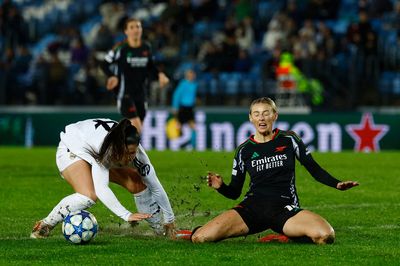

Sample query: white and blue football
[62,210,98,244]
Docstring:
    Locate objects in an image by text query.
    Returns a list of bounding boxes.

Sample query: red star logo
[345,113,389,152]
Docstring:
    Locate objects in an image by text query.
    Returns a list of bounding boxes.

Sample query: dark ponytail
[91,119,140,168]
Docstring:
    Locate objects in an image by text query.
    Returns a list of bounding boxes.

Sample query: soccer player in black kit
[191,97,359,244]
[101,18,169,132]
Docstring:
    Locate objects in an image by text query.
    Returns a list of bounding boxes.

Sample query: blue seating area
[1,0,400,107]
[380,71,400,94]
[195,71,270,104]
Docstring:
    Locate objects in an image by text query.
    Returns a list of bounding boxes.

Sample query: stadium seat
[257,1,283,21]
[197,72,213,96]
[219,72,241,95]
[393,77,400,95]
[379,71,394,94]
[241,74,254,95]
[378,71,400,98]
[193,21,209,39]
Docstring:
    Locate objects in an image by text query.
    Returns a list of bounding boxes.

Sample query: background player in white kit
[30,118,176,239]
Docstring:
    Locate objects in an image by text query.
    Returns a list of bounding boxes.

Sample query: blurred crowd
[1,0,400,109]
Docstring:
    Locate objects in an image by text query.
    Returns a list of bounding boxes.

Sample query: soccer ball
[62,210,98,244]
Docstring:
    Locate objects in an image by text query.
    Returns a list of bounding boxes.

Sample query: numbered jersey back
[60,118,118,156]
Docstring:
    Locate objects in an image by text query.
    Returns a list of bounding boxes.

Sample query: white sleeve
[134,145,175,223]
[91,163,132,221]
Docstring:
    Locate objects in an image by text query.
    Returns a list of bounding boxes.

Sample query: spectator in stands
[315,22,336,59]
[153,21,180,60]
[262,47,281,80]
[359,0,393,18]
[219,19,240,72]
[0,0,13,44]
[383,1,400,30]
[284,0,303,26]
[160,0,181,22]
[30,55,48,105]
[0,47,14,103]
[198,41,222,73]
[46,48,68,104]
[1,2,27,53]
[298,19,316,41]
[148,22,169,55]
[293,31,317,61]
[92,23,114,52]
[12,45,33,103]
[234,49,252,72]
[176,0,195,42]
[235,16,255,51]
[346,10,373,50]
[99,1,126,34]
[364,30,378,56]
[70,36,89,65]
[234,0,252,22]
[305,0,340,20]
[193,0,218,21]
[261,18,285,52]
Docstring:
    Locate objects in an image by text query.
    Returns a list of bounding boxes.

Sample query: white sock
[43,193,95,227]
[134,188,163,234]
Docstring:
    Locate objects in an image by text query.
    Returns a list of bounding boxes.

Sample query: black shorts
[177,106,194,124]
[233,196,302,234]
[119,95,147,121]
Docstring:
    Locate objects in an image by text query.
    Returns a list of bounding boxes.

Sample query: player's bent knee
[80,191,97,202]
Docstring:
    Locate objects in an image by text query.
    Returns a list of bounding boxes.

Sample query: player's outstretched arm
[336,181,359,190]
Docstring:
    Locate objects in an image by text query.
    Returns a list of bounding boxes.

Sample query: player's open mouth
[259,123,267,128]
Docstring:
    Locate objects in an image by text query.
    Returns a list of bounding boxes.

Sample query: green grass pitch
[0,147,399,265]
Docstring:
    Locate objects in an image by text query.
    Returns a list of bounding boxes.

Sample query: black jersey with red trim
[217,129,341,207]
[101,41,159,99]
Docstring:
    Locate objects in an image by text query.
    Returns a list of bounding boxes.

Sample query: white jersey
[60,118,116,164]
[59,118,175,223]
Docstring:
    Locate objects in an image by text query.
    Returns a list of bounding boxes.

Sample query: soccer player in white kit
[30,118,176,239]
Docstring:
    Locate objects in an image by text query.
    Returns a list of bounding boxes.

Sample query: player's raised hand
[106,76,119,91]
[336,181,359,190]
[207,171,223,189]
[128,212,151,222]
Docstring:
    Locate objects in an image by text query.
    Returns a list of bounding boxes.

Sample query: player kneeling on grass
[30,118,176,239]
[190,97,359,244]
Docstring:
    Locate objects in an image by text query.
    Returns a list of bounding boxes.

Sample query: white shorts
[56,141,84,173]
